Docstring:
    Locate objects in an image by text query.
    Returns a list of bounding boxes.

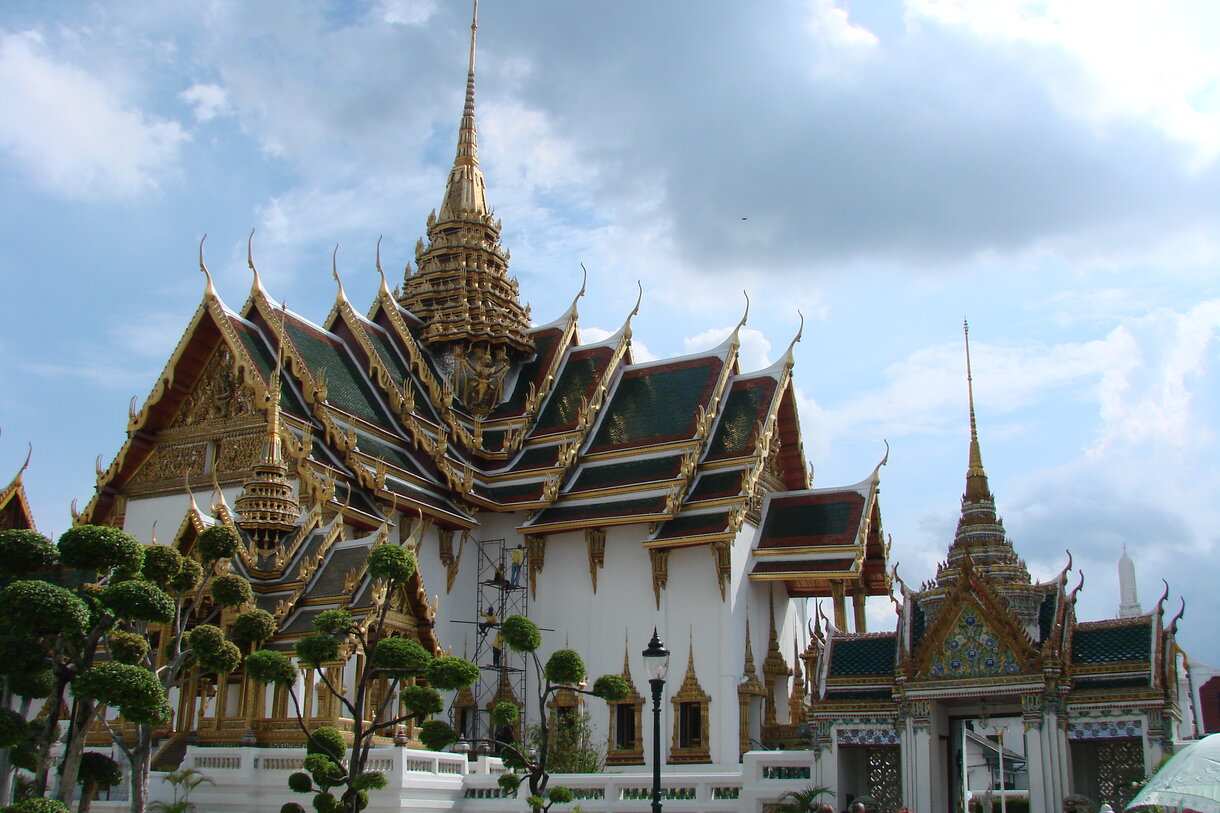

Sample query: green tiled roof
[1072,621,1151,664]
[652,511,730,540]
[1073,676,1150,690]
[480,481,544,503]
[535,351,605,433]
[493,330,559,418]
[361,323,440,424]
[570,455,682,492]
[286,322,389,425]
[590,359,720,450]
[910,603,927,651]
[824,689,893,700]
[828,635,897,676]
[1038,590,1058,643]
[353,434,416,473]
[706,379,775,459]
[687,470,744,502]
[760,500,854,543]
[514,445,560,470]
[531,495,667,526]
[230,321,307,416]
[310,546,369,597]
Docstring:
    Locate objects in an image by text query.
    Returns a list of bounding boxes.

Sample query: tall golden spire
[963,320,990,503]
[236,304,300,549]
[398,0,534,416]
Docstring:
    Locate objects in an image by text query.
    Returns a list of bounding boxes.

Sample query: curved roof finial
[630,281,643,318]
[782,310,805,364]
[1168,597,1186,634]
[198,234,216,296]
[1055,549,1074,583]
[1156,578,1170,616]
[737,290,750,329]
[332,244,346,302]
[14,442,32,478]
[374,235,391,296]
[247,228,264,289]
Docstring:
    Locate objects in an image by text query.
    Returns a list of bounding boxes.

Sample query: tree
[75,752,122,813]
[245,542,479,813]
[772,786,833,813]
[477,614,629,813]
[0,526,174,806]
[102,525,253,813]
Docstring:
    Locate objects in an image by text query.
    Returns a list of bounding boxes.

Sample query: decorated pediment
[922,602,1024,680]
[169,344,260,430]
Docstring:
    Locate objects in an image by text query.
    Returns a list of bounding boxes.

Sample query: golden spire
[235,302,300,549]
[439,0,489,221]
[964,320,988,497]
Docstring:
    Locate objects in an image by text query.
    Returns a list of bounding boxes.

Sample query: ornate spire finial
[374,235,391,296]
[962,320,991,504]
[247,228,264,292]
[737,290,750,329]
[198,234,215,296]
[332,244,346,302]
[782,311,804,365]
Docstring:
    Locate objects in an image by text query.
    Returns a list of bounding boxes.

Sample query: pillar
[852,591,867,633]
[831,581,847,630]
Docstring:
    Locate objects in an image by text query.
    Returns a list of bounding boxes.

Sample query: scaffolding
[461,537,528,746]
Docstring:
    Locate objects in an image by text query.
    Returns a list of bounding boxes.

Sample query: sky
[0,0,1217,663]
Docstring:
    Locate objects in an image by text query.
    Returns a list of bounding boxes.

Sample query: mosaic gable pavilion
[17,5,1191,812]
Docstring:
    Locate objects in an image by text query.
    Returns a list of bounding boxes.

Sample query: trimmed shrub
[58,525,143,574]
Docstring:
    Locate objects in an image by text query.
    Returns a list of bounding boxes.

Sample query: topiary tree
[473,615,629,813]
[76,752,122,813]
[245,543,478,813]
[102,525,258,813]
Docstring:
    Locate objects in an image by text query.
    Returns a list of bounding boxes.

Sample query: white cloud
[682,326,773,371]
[0,29,187,199]
[179,82,230,123]
[376,0,438,26]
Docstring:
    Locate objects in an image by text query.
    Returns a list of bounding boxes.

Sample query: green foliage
[0,529,56,576]
[281,804,307,813]
[497,773,521,794]
[418,719,457,751]
[101,579,175,623]
[306,726,347,762]
[1,799,70,812]
[109,630,150,664]
[195,525,240,563]
[0,635,48,675]
[543,649,585,685]
[371,636,429,673]
[501,615,541,653]
[0,580,90,637]
[210,573,253,607]
[312,609,353,635]
[424,655,479,691]
[58,525,143,575]
[302,754,344,789]
[310,793,340,813]
[365,544,416,584]
[187,623,223,651]
[295,634,340,668]
[772,786,833,813]
[399,684,443,716]
[7,667,53,699]
[0,708,27,748]
[492,702,519,727]
[527,710,604,774]
[78,751,123,788]
[288,771,314,793]
[246,649,297,685]
[350,771,387,791]
[548,786,574,804]
[199,639,242,674]
[232,608,277,643]
[590,674,630,702]
[150,767,213,813]
[525,796,545,810]
[140,544,184,587]
[74,661,167,721]
[168,557,203,593]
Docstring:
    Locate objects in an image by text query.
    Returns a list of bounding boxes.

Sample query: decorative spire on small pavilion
[398,0,534,417]
[1118,544,1143,618]
[235,305,301,549]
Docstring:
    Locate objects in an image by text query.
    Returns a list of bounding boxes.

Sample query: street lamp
[643,628,670,813]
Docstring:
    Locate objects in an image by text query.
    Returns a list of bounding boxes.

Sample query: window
[679,702,702,748]
[615,703,637,750]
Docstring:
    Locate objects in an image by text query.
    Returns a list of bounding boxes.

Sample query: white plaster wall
[123,488,246,544]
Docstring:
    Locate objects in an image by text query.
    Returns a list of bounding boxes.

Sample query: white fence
[90,746,816,812]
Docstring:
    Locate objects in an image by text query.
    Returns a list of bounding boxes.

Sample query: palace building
[9,5,1196,811]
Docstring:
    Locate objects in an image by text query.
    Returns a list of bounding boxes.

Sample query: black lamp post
[643,628,670,813]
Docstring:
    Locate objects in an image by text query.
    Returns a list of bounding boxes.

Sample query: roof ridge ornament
[332,244,347,304]
[374,235,391,297]
[198,234,216,297]
[248,228,264,293]
[782,310,804,366]
[737,290,750,329]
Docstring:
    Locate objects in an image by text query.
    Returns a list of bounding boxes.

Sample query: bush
[78,751,123,788]
[418,720,457,751]
[295,634,340,668]
[232,609,277,643]
[0,529,56,576]
[102,579,175,623]
[168,558,203,593]
[591,674,630,701]
[195,639,242,674]
[246,649,297,686]
[140,544,184,588]
[501,615,541,653]
[424,655,479,691]
[281,804,307,813]
[306,726,347,762]
[74,661,165,712]
[0,580,90,638]
[399,685,443,716]
[0,636,48,675]
[492,702,518,727]
[211,573,253,607]
[196,526,240,563]
[313,609,353,635]
[370,637,429,674]
[7,668,54,699]
[109,630,150,665]
[2,799,71,812]
[288,770,313,793]
[58,525,143,575]
[544,649,585,685]
[0,708,27,748]
[365,544,416,584]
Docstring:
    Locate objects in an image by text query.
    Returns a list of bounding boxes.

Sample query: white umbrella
[1127,734,1220,813]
